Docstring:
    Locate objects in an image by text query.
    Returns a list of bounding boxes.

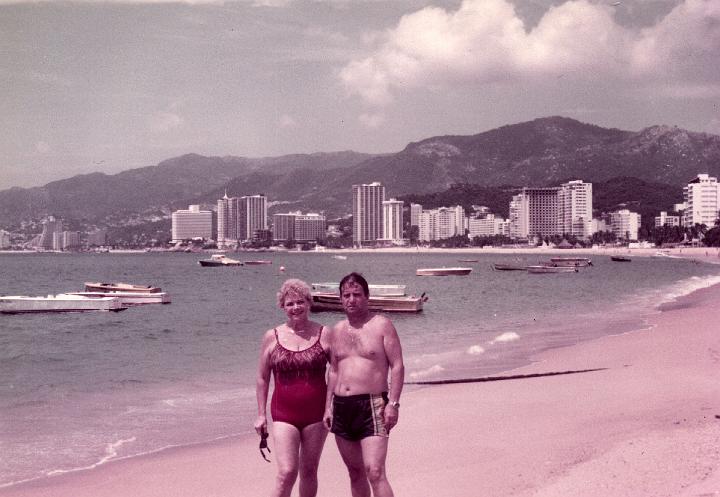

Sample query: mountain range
[2,116,719,230]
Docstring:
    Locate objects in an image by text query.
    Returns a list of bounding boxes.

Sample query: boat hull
[84,282,161,293]
[198,260,242,267]
[311,282,407,297]
[310,293,426,313]
[416,267,472,276]
[0,294,128,314]
[492,264,526,271]
[67,291,171,305]
[526,266,579,274]
[548,257,592,267]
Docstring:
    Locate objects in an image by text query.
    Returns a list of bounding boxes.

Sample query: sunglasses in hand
[259,430,271,463]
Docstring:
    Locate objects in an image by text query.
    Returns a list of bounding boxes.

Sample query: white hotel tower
[683,174,720,227]
[352,182,385,247]
[381,198,404,244]
[171,205,212,242]
[217,194,268,246]
[509,180,592,240]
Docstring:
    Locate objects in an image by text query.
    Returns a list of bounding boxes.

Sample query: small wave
[489,332,520,344]
[409,364,445,379]
[45,437,137,477]
[466,345,485,355]
[657,274,720,306]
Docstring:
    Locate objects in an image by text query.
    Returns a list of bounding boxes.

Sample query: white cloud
[340,0,720,107]
[147,111,184,134]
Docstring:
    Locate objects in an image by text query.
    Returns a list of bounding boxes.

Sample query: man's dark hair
[339,272,369,297]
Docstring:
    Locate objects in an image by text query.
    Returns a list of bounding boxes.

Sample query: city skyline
[5,172,718,249]
[2,0,719,191]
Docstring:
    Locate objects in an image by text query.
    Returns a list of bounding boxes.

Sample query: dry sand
[2,272,719,497]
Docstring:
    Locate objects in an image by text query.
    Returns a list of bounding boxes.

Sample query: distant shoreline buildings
[6,173,718,251]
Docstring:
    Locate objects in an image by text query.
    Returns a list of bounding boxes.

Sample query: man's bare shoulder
[370,313,396,332]
[331,319,348,334]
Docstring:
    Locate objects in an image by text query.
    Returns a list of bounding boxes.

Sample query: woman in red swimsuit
[255,279,330,497]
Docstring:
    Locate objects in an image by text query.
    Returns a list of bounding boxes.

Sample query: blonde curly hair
[276,279,312,308]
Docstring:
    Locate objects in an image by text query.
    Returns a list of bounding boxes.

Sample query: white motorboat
[67,291,171,305]
[0,294,128,314]
[416,267,472,276]
[84,281,162,293]
[311,282,407,297]
[198,254,243,267]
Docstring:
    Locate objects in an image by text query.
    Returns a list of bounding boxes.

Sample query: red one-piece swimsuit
[270,328,328,430]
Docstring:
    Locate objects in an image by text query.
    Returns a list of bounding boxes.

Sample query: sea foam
[490,332,520,344]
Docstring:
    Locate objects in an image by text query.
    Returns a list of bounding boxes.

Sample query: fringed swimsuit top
[269,328,328,430]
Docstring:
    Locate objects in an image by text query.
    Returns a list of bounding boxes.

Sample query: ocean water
[1,250,720,488]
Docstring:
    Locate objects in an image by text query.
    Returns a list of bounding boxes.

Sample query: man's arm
[382,317,404,431]
[323,324,339,430]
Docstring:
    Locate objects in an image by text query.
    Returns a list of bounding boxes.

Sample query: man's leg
[360,436,393,497]
[335,435,371,497]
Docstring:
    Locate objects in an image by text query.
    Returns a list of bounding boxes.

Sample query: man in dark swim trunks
[323,272,405,497]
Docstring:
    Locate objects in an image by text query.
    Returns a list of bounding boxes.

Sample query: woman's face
[282,291,309,321]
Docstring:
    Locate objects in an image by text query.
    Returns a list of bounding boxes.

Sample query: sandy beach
[2,254,719,497]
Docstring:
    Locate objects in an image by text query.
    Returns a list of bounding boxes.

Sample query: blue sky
[1,0,718,190]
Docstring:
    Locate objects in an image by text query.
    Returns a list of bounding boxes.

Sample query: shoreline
[3,245,719,261]
[2,280,719,496]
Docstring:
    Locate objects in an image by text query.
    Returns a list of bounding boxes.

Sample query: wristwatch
[388,400,400,408]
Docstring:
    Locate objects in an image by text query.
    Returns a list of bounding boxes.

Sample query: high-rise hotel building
[171,205,213,242]
[272,212,326,242]
[558,180,592,239]
[610,209,641,241]
[418,206,465,242]
[352,182,385,247]
[381,199,404,244]
[683,174,720,227]
[217,194,268,246]
[509,180,593,240]
[38,216,63,249]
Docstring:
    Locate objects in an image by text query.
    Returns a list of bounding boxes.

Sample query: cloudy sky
[1,0,718,190]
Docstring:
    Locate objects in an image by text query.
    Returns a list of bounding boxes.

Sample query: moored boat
[0,294,128,314]
[84,282,162,293]
[548,257,592,267]
[492,263,527,271]
[311,282,407,297]
[310,292,427,313]
[526,265,579,274]
[67,291,171,305]
[610,256,632,262]
[416,267,472,276]
[198,254,243,267]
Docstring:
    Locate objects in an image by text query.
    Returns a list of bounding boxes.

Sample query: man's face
[340,282,368,316]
